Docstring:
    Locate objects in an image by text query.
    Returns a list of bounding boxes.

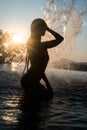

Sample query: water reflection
[3,96,19,108]
[0,62,24,73]
[1,89,52,130]
[16,96,52,130]
[2,115,18,123]
[10,62,18,71]
[1,96,20,124]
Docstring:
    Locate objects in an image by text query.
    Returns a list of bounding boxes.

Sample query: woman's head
[30,18,47,36]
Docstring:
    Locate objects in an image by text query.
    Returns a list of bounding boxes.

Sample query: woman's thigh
[20,68,41,89]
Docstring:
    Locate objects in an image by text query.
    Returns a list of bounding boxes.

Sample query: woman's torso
[27,40,49,73]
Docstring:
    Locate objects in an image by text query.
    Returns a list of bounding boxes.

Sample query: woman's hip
[20,67,42,88]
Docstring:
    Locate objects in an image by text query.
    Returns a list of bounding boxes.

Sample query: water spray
[42,0,87,66]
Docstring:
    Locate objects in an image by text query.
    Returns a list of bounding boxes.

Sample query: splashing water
[41,0,87,65]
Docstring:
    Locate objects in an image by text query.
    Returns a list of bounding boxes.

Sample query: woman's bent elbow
[57,36,64,45]
[60,36,64,42]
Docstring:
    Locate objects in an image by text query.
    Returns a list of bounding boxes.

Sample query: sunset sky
[0,0,87,62]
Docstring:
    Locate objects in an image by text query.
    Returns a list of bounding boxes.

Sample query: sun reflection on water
[1,95,22,123]
[2,115,18,123]
[11,62,19,71]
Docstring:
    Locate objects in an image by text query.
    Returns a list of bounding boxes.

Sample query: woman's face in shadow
[31,19,47,37]
[40,28,46,36]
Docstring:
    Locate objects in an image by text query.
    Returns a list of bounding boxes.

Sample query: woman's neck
[31,33,41,42]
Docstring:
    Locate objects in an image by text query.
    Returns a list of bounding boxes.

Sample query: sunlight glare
[12,33,24,44]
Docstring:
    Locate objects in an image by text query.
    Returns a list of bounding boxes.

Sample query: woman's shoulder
[26,38,32,44]
[26,38,34,48]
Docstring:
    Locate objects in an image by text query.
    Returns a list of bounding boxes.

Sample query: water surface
[0,63,87,130]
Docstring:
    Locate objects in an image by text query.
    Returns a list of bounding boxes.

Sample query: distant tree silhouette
[0,29,25,63]
[0,30,11,44]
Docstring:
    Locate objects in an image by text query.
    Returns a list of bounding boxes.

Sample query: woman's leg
[35,82,53,100]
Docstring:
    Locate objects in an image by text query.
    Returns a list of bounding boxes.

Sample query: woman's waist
[27,67,44,81]
[32,62,47,71]
[30,65,45,73]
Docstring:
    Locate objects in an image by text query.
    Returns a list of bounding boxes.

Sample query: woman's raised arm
[43,27,64,48]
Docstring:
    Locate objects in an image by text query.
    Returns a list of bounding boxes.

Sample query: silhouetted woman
[21,18,64,102]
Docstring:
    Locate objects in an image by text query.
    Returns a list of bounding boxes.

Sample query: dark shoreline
[52,59,87,72]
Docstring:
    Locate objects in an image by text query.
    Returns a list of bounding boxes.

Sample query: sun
[12,33,24,44]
